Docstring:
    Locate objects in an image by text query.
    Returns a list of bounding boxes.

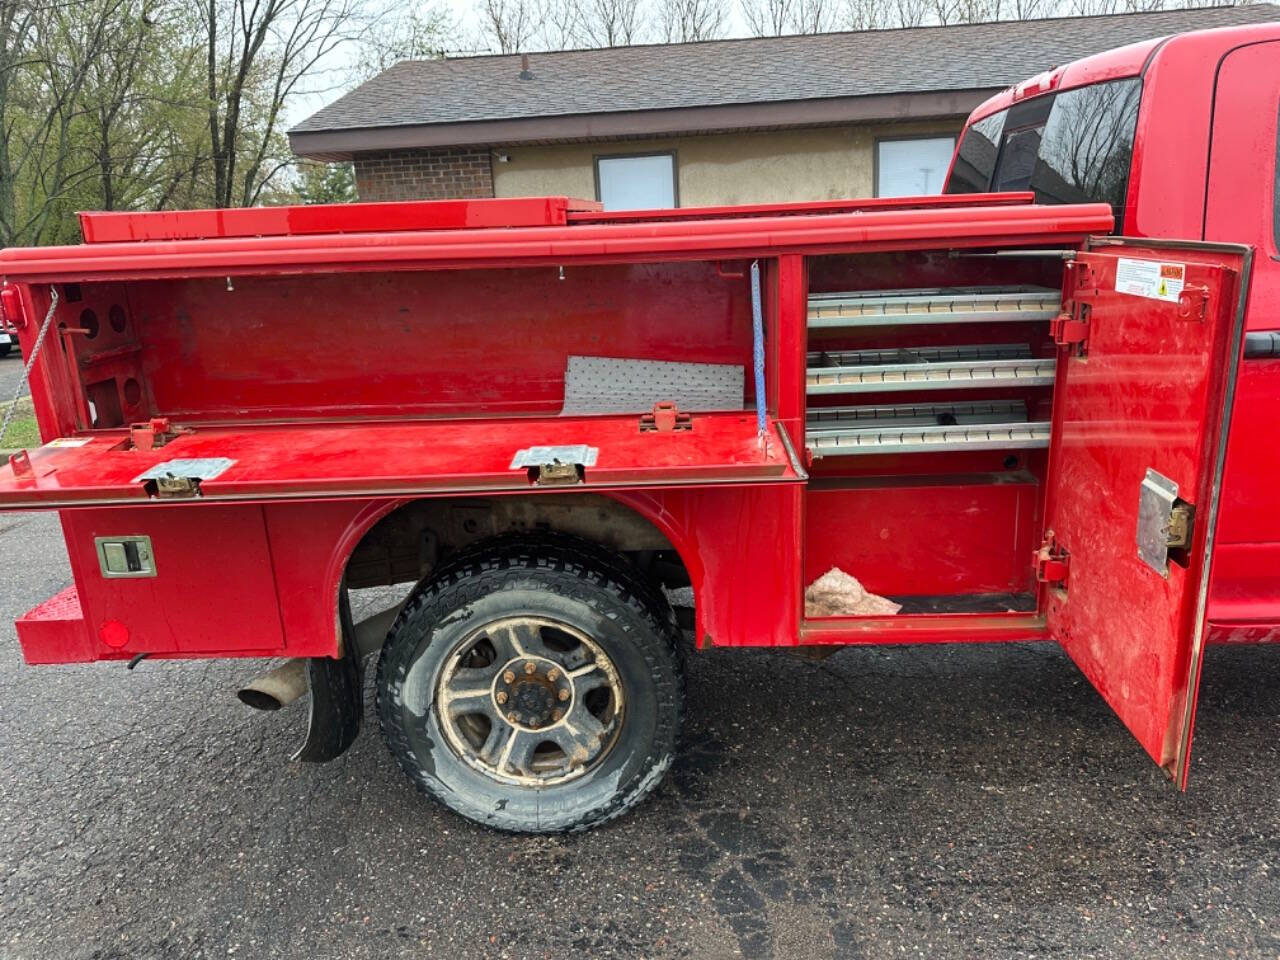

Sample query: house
[289,5,1277,210]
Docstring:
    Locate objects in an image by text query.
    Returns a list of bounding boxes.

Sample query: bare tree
[576,0,645,47]
[892,0,930,26]
[788,0,835,31]
[360,3,457,75]
[659,0,728,41]
[741,0,836,35]
[200,0,364,209]
[741,0,793,35]
[538,0,581,49]
[841,0,892,29]
[480,0,539,52]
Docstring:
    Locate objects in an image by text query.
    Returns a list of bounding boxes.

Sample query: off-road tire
[376,534,684,833]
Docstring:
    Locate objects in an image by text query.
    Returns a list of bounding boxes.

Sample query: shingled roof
[291,4,1278,158]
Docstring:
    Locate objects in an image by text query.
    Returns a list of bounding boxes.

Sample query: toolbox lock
[639,402,692,433]
[509,445,598,487]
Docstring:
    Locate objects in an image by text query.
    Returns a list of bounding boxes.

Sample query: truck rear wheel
[375,536,683,833]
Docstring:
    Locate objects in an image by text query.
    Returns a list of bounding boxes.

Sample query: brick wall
[353,148,494,201]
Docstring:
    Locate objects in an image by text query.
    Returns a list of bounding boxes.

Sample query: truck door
[1044,240,1250,787]
[1201,39,1280,623]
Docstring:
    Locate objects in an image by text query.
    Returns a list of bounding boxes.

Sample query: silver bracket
[1137,468,1180,576]
[133,458,235,499]
[510,445,598,486]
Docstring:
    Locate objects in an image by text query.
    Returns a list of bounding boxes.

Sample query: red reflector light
[1012,67,1063,102]
[0,286,22,330]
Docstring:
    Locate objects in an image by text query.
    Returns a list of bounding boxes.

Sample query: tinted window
[994,128,1043,191]
[1030,78,1142,212]
[991,95,1053,192]
[945,77,1142,219]
[947,112,1004,194]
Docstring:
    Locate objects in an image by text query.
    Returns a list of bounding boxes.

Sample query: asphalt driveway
[2,510,1279,959]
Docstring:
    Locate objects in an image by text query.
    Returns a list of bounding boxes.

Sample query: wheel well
[342,494,691,594]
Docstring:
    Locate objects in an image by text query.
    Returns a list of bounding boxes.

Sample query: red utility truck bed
[0,184,1259,828]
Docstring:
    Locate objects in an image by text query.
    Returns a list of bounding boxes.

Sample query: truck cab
[945,21,1280,646]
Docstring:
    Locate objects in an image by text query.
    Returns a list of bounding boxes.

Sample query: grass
[0,414,41,450]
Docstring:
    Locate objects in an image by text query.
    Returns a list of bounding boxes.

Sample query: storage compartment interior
[50,261,758,427]
[803,250,1065,618]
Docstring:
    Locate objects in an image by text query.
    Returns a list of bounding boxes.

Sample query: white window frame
[874,135,958,198]
[594,152,679,211]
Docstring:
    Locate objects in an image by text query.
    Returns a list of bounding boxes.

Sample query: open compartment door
[0,411,802,509]
[1043,240,1251,787]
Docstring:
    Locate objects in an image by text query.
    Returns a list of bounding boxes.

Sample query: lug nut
[557,689,569,701]
[507,712,518,723]
[523,661,537,675]
[503,670,515,684]
[552,708,563,721]
[546,668,559,682]
[496,691,508,704]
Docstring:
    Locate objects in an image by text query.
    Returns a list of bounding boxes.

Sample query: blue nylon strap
[750,259,766,438]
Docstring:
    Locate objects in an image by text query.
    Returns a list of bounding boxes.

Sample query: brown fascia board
[289,88,999,160]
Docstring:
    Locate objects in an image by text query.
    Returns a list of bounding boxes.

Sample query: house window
[875,136,957,198]
[595,153,677,211]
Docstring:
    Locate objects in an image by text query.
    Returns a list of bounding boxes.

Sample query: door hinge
[1050,309,1090,349]
[1035,534,1070,587]
[639,401,692,433]
[1054,260,1097,352]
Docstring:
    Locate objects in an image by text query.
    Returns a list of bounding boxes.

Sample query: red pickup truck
[0,22,1275,833]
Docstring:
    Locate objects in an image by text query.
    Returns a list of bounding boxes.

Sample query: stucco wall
[490,120,963,206]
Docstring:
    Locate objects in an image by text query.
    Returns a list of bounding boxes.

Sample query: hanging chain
[0,286,60,449]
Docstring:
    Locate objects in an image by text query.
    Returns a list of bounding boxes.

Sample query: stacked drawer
[805,287,1061,458]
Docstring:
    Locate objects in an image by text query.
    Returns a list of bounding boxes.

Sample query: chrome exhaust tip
[237,658,307,711]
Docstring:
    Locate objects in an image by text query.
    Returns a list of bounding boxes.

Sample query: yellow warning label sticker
[1115,257,1185,304]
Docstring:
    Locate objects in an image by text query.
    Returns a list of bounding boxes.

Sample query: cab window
[946,77,1142,220]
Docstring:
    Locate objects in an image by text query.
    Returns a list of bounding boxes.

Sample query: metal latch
[152,475,200,499]
[129,417,190,451]
[133,458,235,499]
[639,402,692,433]
[95,536,156,578]
[1137,468,1194,575]
[1034,534,1069,587]
[509,445,598,487]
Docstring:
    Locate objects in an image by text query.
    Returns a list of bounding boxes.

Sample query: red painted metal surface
[951,21,1280,655]
[119,262,753,422]
[0,414,797,508]
[804,477,1039,599]
[15,585,91,664]
[0,202,1114,283]
[1042,243,1247,785]
[801,614,1047,646]
[78,196,602,243]
[61,506,288,659]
